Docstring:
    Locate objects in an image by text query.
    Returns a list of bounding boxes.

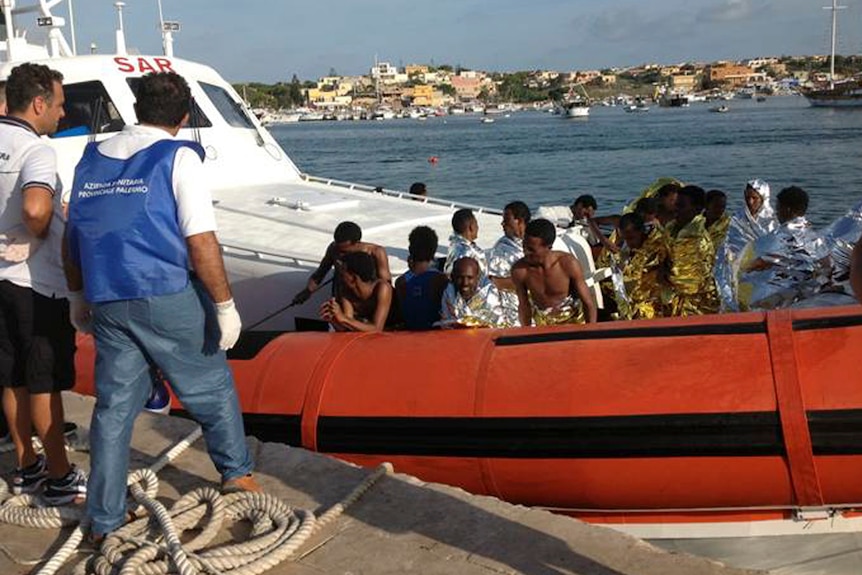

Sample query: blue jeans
[86,282,253,536]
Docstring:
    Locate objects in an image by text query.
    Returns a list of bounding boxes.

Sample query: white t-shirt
[0,117,67,298]
[93,124,217,237]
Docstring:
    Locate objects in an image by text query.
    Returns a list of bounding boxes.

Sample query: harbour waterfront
[274,96,862,227]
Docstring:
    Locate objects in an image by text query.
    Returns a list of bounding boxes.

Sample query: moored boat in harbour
[801,0,862,108]
[72,303,862,573]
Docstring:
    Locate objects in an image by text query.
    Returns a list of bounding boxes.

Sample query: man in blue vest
[63,72,259,541]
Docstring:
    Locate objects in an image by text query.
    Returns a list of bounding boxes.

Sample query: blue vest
[68,139,205,303]
[401,269,443,330]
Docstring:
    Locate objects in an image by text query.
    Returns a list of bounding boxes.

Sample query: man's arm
[187,231,232,302]
[565,256,598,323]
[21,185,53,238]
[62,228,93,333]
[490,276,515,291]
[308,243,336,291]
[511,265,532,327]
[19,146,58,238]
[188,231,241,350]
[327,284,392,332]
[292,243,336,304]
[374,245,392,283]
[62,228,83,293]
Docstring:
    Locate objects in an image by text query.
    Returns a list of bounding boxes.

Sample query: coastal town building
[408,84,445,107]
[670,72,699,92]
[371,61,408,85]
[704,62,763,88]
[405,64,429,76]
[744,57,781,70]
[450,73,496,100]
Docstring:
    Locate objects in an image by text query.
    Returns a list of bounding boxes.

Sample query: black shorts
[0,280,75,393]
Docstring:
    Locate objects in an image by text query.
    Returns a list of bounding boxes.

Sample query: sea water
[273,95,862,227]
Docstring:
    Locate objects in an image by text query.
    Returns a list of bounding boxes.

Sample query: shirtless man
[319,251,393,332]
[293,221,391,305]
[512,219,597,326]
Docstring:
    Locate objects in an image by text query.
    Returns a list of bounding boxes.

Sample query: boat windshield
[199,82,256,129]
[125,78,213,128]
[53,81,125,138]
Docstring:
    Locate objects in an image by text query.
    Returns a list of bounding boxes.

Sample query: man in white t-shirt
[0,63,87,506]
[64,72,259,541]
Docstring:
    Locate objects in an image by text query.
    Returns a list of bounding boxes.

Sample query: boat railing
[219,241,319,269]
[299,173,503,215]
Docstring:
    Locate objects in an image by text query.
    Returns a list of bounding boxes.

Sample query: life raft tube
[74,305,862,525]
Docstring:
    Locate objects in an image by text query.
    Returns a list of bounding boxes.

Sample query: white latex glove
[215,298,242,350]
[68,291,93,334]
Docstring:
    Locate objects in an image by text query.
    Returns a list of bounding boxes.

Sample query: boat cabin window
[125,78,213,128]
[199,82,256,129]
[53,81,124,138]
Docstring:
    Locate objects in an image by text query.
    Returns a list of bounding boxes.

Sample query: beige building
[405,64,429,76]
[409,84,435,106]
[705,63,757,88]
[306,76,355,104]
[670,73,699,92]
[450,75,483,100]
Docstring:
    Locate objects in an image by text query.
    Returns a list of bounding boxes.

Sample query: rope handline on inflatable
[0,424,392,575]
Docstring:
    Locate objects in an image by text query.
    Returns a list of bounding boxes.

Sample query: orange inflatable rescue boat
[74,305,862,531]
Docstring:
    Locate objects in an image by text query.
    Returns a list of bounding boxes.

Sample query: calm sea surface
[271,96,862,227]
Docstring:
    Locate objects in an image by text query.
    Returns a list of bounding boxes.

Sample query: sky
[59,0,862,83]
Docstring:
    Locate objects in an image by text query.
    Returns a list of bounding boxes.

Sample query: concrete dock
[0,393,763,575]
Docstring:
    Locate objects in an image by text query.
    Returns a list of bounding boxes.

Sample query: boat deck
[0,393,761,575]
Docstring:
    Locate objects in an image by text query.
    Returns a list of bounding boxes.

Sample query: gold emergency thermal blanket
[664,215,719,316]
[617,227,671,320]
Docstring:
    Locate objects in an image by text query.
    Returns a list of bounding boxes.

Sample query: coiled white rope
[1,425,392,575]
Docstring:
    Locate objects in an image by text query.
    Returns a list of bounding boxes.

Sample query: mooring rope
[0,426,392,575]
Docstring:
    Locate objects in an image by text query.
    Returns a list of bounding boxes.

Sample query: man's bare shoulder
[548,250,577,265]
[360,241,386,254]
[511,257,530,274]
[554,251,584,273]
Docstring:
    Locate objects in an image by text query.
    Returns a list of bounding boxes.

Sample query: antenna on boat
[2,0,14,62]
[156,0,179,57]
[114,1,127,55]
[67,0,77,54]
[824,0,847,89]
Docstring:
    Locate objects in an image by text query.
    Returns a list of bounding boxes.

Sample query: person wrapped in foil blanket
[487,233,524,327]
[438,257,512,329]
[444,209,488,277]
[615,213,671,320]
[823,198,862,297]
[715,179,778,312]
[737,186,833,311]
[663,186,720,316]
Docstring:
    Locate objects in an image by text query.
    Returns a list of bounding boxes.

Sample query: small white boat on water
[558,84,591,118]
[710,105,730,113]
[624,103,650,113]
[560,101,589,118]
